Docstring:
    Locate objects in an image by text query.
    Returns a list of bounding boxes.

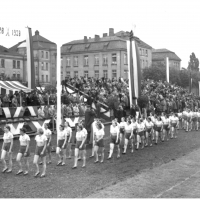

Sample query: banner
[26,27,35,89]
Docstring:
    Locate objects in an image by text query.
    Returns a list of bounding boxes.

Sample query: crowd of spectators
[61,76,200,120]
[0,90,56,108]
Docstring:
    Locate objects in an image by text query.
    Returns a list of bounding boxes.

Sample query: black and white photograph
[1,0,200,198]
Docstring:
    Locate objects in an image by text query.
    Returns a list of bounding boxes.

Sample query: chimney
[103,33,107,37]
[109,28,114,36]
[95,35,100,41]
[84,36,88,43]
[35,30,39,35]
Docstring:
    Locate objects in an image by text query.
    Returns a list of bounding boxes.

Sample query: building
[61,28,152,80]
[0,45,25,81]
[152,49,181,70]
[9,30,57,86]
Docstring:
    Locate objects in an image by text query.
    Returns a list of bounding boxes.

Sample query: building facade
[9,30,57,87]
[61,28,152,80]
[0,45,24,81]
[152,49,181,70]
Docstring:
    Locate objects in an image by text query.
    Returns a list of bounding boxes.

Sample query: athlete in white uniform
[162,114,170,141]
[170,113,179,138]
[145,118,154,146]
[136,119,145,149]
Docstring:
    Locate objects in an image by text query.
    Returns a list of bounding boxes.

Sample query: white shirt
[57,130,67,140]
[110,125,119,136]
[170,116,178,124]
[125,124,133,133]
[95,129,105,140]
[19,134,30,146]
[35,134,47,146]
[145,121,153,129]
[163,118,170,125]
[156,121,163,127]
[65,127,72,136]
[119,121,126,128]
[131,122,138,130]
[136,123,145,132]
[43,128,52,139]
[76,130,86,141]
[3,131,13,142]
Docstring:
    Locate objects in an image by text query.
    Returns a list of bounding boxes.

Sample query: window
[66,57,70,66]
[84,71,89,78]
[46,63,48,70]
[17,61,20,69]
[94,55,99,65]
[112,53,117,64]
[41,62,44,70]
[74,71,78,77]
[124,70,128,79]
[74,56,78,66]
[140,59,142,67]
[41,51,44,58]
[84,55,89,66]
[46,52,48,59]
[124,53,127,65]
[142,49,145,56]
[66,71,70,77]
[94,70,99,78]
[112,70,117,78]
[46,75,48,82]
[103,70,108,78]
[140,48,142,55]
[1,71,5,77]
[146,50,148,57]
[103,54,108,65]
[146,60,148,67]
[17,73,20,79]
[13,60,16,68]
[13,72,16,78]
[142,60,145,68]
[42,75,44,82]
[1,59,5,68]
[35,66,38,75]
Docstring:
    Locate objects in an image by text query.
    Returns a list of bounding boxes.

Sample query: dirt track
[0,126,200,198]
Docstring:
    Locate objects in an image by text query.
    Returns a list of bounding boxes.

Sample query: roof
[0,45,24,57]
[62,30,152,54]
[152,48,181,61]
[9,30,56,52]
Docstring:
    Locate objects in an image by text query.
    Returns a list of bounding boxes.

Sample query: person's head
[77,124,83,131]
[44,123,49,129]
[38,128,44,135]
[131,117,136,123]
[20,127,26,135]
[127,119,131,125]
[59,124,65,131]
[96,122,102,130]
[4,125,10,133]
[121,117,125,122]
[147,117,151,122]
[112,120,117,127]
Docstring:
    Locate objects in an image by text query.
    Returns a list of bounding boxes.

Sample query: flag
[127,33,141,106]
[26,27,35,89]
[166,57,169,83]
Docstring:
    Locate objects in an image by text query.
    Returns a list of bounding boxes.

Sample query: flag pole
[166,57,169,83]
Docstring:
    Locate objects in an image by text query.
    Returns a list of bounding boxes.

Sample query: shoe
[16,170,23,175]
[100,160,104,163]
[131,150,134,153]
[61,163,66,166]
[89,155,94,158]
[72,166,77,169]
[150,144,153,147]
[23,171,29,176]
[57,161,62,166]
[34,172,40,177]
[117,155,120,159]
[40,174,46,178]
[122,152,126,154]
[94,160,99,163]
[107,157,111,160]
[82,165,86,168]
[47,161,52,164]
[6,169,12,173]
[78,158,82,161]
[2,167,8,173]
[39,162,43,165]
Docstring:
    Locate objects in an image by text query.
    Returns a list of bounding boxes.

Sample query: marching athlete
[64,121,72,159]
[136,118,145,149]
[56,124,68,166]
[1,125,13,173]
[162,114,170,141]
[107,120,120,159]
[119,117,126,146]
[16,128,30,175]
[33,128,47,177]
[72,124,87,169]
[155,116,163,144]
[93,122,105,163]
[145,117,154,146]
[122,119,134,154]
[170,113,179,138]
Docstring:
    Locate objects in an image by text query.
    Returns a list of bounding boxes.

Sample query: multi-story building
[152,49,181,70]
[9,30,57,86]
[61,28,152,80]
[0,45,24,81]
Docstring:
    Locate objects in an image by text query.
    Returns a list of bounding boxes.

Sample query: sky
[0,0,200,68]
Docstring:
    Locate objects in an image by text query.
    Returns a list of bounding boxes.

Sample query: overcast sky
[0,0,200,68]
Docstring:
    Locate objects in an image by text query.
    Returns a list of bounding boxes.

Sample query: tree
[188,53,199,71]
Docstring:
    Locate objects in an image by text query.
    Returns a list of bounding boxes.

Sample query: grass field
[0,125,200,198]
